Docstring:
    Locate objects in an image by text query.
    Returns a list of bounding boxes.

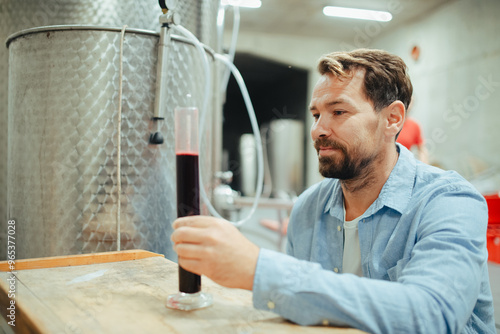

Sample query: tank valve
[149,132,164,145]
[213,171,240,219]
[151,0,179,145]
[149,117,165,145]
[158,0,180,26]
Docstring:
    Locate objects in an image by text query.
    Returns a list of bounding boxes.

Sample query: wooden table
[0,250,365,333]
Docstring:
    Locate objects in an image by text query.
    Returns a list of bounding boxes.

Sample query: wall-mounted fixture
[323,6,392,22]
[221,0,262,9]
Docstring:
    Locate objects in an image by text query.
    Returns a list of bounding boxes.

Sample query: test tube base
[165,291,213,311]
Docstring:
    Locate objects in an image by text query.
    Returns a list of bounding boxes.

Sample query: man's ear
[383,100,405,139]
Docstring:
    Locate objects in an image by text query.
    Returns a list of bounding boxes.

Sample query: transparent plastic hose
[171,25,264,227]
[213,53,264,226]
[171,25,211,128]
[217,4,240,93]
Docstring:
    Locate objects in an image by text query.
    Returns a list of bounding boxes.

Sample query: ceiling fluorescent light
[323,6,392,22]
[221,0,262,8]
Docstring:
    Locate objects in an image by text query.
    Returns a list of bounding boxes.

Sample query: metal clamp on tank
[150,0,180,145]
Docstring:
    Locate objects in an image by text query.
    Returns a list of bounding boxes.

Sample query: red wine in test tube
[176,152,201,293]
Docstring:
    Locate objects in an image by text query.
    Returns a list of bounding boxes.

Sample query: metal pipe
[153,25,171,120]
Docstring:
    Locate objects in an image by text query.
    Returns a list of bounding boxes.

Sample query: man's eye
[312,113,319,120]
[333,110,345,116]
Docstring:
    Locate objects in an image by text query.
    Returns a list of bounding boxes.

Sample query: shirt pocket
[387,257,410,281]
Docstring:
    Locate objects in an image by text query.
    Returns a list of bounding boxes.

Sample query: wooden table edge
[0,249,164,271]
[0,274,52,333]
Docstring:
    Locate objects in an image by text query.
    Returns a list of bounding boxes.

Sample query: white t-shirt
[342,204,363,276]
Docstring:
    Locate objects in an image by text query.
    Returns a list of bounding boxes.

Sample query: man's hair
[317,49,413,112]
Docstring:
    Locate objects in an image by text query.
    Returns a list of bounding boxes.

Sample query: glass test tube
[166,106,213,310]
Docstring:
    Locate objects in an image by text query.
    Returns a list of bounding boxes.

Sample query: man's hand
[171,216,260,290]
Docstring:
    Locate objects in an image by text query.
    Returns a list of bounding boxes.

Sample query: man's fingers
[171,226,206,244]
[174,243,203,259]
[172,216,225,229]
[173,216,209,229]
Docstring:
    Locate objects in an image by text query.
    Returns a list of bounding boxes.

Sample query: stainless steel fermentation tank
[3,1,221,260]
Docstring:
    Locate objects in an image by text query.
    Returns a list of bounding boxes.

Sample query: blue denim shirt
[252,144,495,334]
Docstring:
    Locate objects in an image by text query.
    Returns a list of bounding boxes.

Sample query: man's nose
[311,116,332,139]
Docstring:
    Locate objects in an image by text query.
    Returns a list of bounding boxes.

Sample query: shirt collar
[323,143,416,218]
[324,178,344,218]
[374,143,416,215]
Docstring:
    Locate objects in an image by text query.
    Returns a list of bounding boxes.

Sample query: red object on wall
[487,225,500,264]
[484,194,500,224]
[485,193,500,263]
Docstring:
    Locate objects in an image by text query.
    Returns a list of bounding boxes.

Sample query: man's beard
[314,138,374,180]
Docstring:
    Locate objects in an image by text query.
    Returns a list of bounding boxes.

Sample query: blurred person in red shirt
[397,99,428,163]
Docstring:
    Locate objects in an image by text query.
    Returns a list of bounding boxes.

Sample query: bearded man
[171,49,495,334]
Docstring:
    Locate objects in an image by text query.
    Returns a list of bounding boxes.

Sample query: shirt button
[267,301,275,309]
[334,267,339,273]
[322,319,329,326]
[337,225,341,231]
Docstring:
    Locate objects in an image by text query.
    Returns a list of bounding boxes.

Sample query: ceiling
[225,0,456,41]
